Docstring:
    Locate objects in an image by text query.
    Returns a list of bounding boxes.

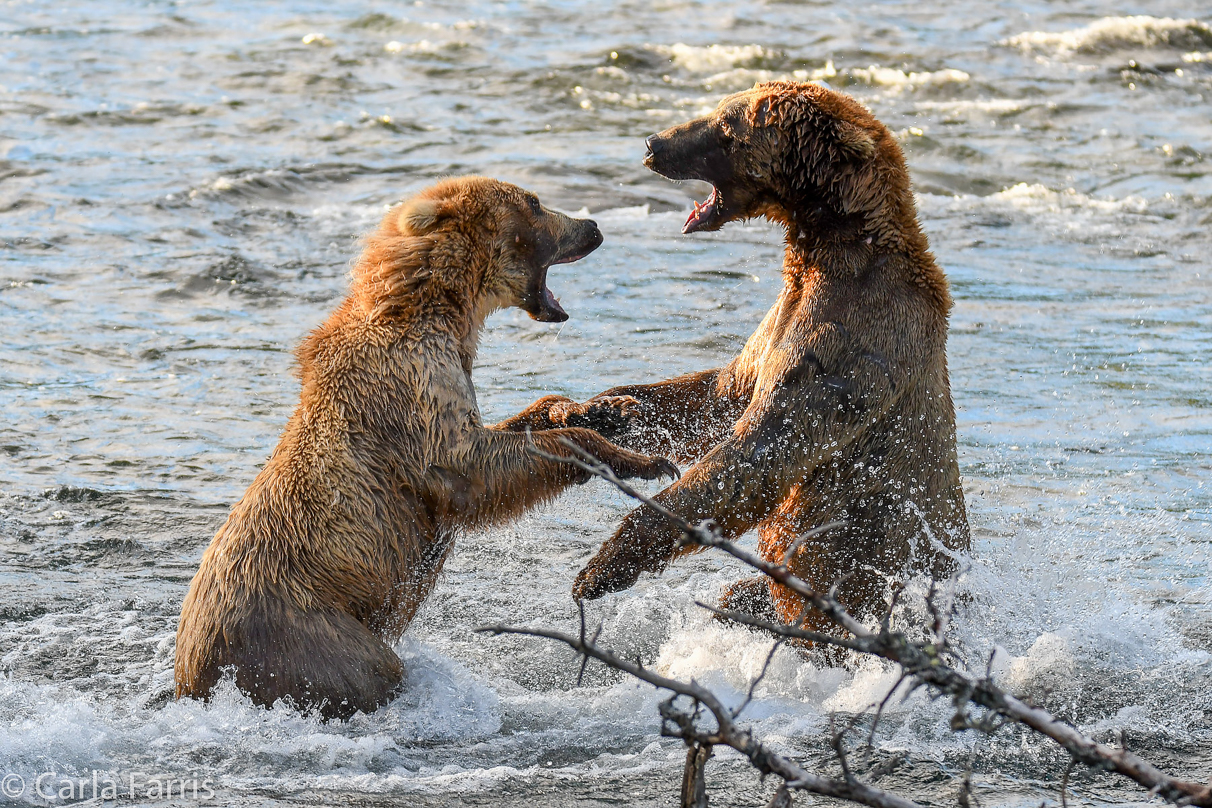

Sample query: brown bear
[175,176,678,718]
[571,81,970,635]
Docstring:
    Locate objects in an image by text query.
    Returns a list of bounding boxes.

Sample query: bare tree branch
[529,437,868,636]
[515,436,1212,807]
[475,621,925,808]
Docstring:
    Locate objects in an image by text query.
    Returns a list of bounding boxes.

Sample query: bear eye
[526,196,543,215]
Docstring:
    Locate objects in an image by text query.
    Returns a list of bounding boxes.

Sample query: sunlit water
[1,1,1210,805]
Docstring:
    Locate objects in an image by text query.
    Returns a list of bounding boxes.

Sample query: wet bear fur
[572,82,971,637]
[175,177,677,718]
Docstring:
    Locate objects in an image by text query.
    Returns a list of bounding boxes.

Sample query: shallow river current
[1,1,1211,806]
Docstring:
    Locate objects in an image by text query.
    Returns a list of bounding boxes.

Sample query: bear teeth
[683,186,721,233]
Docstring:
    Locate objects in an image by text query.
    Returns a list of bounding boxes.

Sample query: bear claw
[649,458,681,481]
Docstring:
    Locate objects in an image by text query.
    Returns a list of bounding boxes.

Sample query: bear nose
[645,135,663,156]
[585,221,603,250]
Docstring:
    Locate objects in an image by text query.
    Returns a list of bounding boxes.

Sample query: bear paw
[556,395,641,437]
[572,557,643,601]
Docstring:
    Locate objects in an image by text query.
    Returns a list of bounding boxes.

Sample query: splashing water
[0,0,1210,805]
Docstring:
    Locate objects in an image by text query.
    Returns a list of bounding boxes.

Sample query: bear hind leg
[229,601,404,720]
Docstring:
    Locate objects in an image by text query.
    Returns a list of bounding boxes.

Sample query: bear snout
[576,219,603,257]
[551,218,602,266]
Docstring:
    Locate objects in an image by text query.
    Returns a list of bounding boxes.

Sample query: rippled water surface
[2,1,1211,805]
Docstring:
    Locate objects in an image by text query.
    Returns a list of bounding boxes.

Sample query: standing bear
[572,81,970,633]
[175,177,677,718]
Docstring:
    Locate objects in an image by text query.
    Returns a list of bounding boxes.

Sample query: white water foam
[988,183,1148,214]
[0,506,1206,803]
[671,59,967,98]
[384,39,469,55]
[1002,16,1212,57]
[918,183,1152,237]
[849,65,970,90]
[697,62,838,93]
[656,43,775,73]
[915,99,1026,115]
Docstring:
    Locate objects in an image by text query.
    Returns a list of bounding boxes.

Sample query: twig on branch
[766,783,793,808]
[572,599,604,687]
[681,742,712,808]
[956,741,980,808]
[781,520,848,566]
[1061,759,1076,808]
[865,671,910,757]
[733,636,784,720]
[829,714,864,784]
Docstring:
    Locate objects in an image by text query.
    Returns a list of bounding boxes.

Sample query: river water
[1,1,1210,805]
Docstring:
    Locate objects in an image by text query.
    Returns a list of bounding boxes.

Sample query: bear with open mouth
[572,81,971,638]
[174,177,678,718]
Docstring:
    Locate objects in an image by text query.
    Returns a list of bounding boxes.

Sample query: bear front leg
[572,437,772,600]
[458,427,679,528]
[571,503,676,600]
[573,351,901,600]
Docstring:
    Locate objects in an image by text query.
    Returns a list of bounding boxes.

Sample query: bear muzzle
[522,218,602,323]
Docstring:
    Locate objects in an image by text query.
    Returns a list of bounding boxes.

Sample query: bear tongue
[543,284,566,318]
[683,186,720,235]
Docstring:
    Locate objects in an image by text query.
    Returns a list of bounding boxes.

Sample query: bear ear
[752,97,774,127]
[397,197,448,235]
[836,120,876,159]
